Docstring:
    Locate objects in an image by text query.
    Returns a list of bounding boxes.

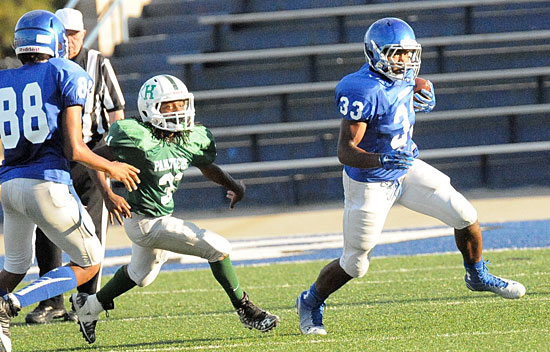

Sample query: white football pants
[340,159,478,278]
[1,178,103,274]
[124,213,231,287]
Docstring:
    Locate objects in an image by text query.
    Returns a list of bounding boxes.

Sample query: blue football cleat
[296,290,327,335]
[465,260,526,299]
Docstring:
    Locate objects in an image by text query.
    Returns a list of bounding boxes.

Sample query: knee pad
[199,230,232,262]
[446,189,478,229]
[340,252,371,278]
[340,246,374,278]
[131,270,158,288]
[127,250,169,287]
[3,256,33,275]
[341,212,379,278]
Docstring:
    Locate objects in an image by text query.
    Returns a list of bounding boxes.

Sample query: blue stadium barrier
[119,80,544,127]
[170,150,550,210]
[199,1,550,52]
[141,0,240,18]
[244,0,373,12]
[128,14,220,37]
[166,46,550,90]
[168,145,550,210]
[113,31,214,57]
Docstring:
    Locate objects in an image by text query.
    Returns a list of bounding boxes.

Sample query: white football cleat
[465,260,526,299]
[70,293,105,344]
[296,291,327,335]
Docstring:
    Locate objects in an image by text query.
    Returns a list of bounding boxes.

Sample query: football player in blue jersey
[0,10,140,351]
[296,17,526,335]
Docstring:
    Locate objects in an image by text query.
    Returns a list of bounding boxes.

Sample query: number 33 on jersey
[106,119,217,217]
[335,64,418,182]
[336,65,417,155]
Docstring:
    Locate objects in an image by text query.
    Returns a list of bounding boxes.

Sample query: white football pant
[1,178,103,274]
[124,213,231,287]
[340,159,477,278]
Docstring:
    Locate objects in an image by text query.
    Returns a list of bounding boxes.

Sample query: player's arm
[337,119,413,170]
[196,163,245,209]
[108,109,125,125]
[87,141,132,225]
[62,105,140,191]
[337,119,380,168]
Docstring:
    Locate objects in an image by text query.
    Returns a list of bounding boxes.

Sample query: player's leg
[1,180,103,312]
[126,214,279,332]
[208,255,279,332]
[71,162,108,295]
[397,159,526,299]
[0,185,36,291]
[24,228,67,324]
[297,171,396,335]
[0,182,38,350]
[0,179,101,351]
[71,242,160,344]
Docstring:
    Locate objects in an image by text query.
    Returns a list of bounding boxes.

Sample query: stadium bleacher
[108,0,550,210]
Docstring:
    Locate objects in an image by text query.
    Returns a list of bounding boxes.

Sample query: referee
[25,8,126,324]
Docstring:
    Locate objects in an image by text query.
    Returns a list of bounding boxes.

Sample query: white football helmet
[137,74,195,132]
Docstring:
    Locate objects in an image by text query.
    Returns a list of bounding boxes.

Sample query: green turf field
[11,248,549,351]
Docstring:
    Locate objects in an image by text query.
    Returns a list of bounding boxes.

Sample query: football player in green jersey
[70,75,280,344]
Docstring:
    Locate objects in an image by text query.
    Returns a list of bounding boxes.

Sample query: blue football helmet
[14,10,67,58]
[364,17,421,82]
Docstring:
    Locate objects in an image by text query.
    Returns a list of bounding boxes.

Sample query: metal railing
[64,0,129,51]
[182,141,550,177]
[190,65,550,100]
[166,29,550,86]
[197,0,550,51]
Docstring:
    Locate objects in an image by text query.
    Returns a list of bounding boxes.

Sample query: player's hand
[413,80,436,112]
[104,191,132,225]
[379,150,414,170]
[108,161,140,191]
[227,180,246,209]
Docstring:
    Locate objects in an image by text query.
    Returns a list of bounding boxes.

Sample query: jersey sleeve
[335,78,377,123]
[56,59,93,109]
[106,120,136,149]
[106,119,150,164]
[187,126,217,166]
[106,119,143,149]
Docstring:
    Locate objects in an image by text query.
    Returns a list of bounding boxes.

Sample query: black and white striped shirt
[72,47,125,148]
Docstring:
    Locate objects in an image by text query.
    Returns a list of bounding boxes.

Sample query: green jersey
[106,119,216,217]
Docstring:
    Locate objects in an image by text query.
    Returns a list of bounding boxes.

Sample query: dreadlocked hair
[133,116,189,144]
[151,126,189,144]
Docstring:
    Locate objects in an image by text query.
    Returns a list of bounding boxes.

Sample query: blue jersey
[335,64,419,182]
[0,58,92,185]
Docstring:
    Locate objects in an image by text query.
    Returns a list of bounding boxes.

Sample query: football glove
[413,80,436,112]
[379,150,414,170]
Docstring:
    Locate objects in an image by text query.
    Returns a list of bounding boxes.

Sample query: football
[414,77,431,93]
[414,77,431,100]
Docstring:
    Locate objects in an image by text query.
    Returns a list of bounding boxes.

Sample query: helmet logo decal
[143,84,156,99]
[36,34,52,44]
